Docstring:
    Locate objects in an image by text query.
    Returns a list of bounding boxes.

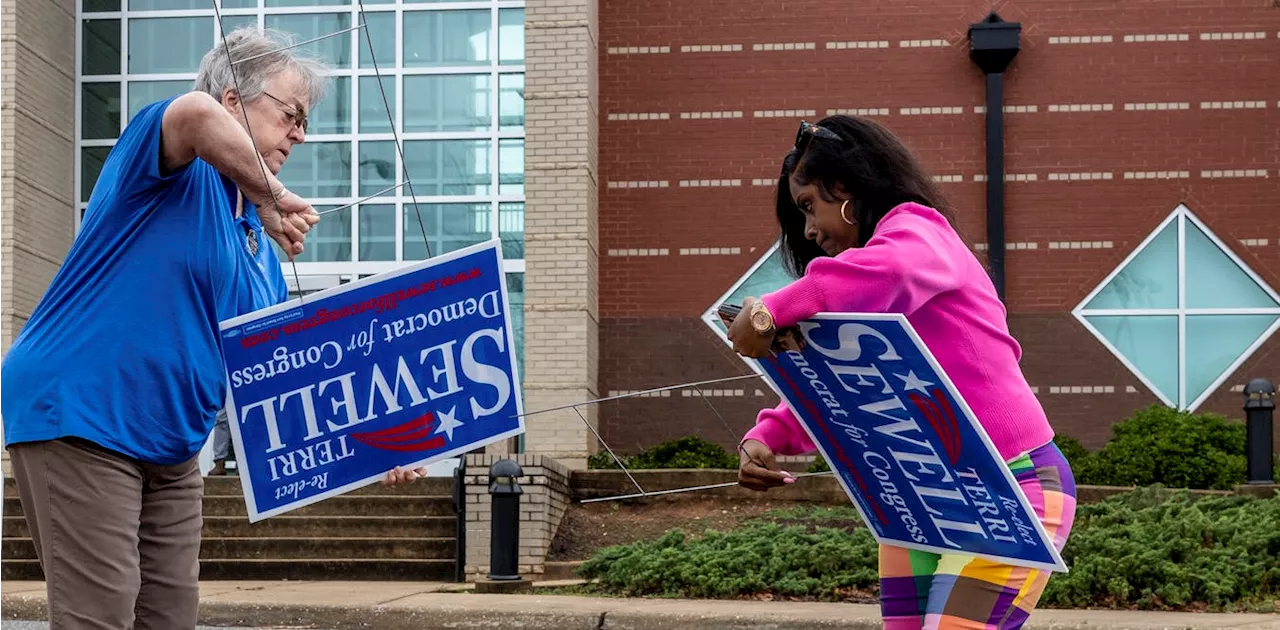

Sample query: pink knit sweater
[742,202,1054,463]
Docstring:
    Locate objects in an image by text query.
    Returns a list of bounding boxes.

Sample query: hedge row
[577,487,1280,611]
[597,405,1280,490]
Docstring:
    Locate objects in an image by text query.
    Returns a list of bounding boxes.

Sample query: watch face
[751,311,771,330]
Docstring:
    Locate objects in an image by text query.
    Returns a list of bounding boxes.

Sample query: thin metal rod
[232,25,366,66]
[316,181,409,216]
[356,0,432,258]
[579,471,834,504]
[690,385,742,445]
[571,405,645,496]
[212,2,305,305]
[514,374,762,419]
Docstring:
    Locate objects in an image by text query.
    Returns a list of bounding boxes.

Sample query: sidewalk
[3,581,1279,630]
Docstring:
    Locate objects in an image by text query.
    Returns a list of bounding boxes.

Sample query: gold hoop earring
[840,199,855,225]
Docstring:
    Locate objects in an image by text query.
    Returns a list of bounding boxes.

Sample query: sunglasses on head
[793,121,842,154]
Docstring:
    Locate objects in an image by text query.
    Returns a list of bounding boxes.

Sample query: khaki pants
[9,437,203,630]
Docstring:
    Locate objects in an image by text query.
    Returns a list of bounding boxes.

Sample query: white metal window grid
[73,0,526,275]
[1072,203,1280,411]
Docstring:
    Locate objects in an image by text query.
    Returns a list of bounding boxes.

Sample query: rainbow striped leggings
[879,441,1077,630]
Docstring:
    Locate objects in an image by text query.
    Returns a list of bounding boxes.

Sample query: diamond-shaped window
[1074,204,1280,410]
[702,243,794,338]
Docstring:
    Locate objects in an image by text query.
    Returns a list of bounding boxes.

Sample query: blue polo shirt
[0,97,290,465]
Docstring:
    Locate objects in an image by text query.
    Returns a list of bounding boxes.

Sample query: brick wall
[596,0,1280,454]
[0,0,76,463]
[519,0,601,468]
[463,453,571,582]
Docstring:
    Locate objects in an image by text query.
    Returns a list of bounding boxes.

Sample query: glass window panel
[403,74,490,132]
[499,139,523,195]
[404,140,491,196]
[710,251,797,332]
[1185,314,1279,405]
[309,76,351,134]
[402,203,489,260]
[294,205,352,262]
[221,0,257,7]
[129,18,212,74]
[358,204,396,261]
[358,76,394,133]
[1084,220,1178,310]
[1185,220,1278,309]
[129,0,202,9]
[81,147,112,203]
[217,15,259,36]
[277,141,352,197]
[82,83,121,140]
[1084,315,1179,404]
[128,80,191,120]
[267,0,348,6]
[82,19,121,76]
[498,9,524,66]
[499,202,523,260]
[358,141,396,197]
[498,74,524,131]
[403,10,490,68]
[358,11,395,68]
[83,0,119,11]
[505,272,525,376]
[265,14,351,68]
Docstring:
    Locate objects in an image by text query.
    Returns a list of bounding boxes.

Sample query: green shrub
[588,436,738,470]
[577,488,1280,610]
[1073,405,1249,490]
[1052,434,1092,469]
[1041,486,1280,610]
[805,455,831,473]
[577,523,880,600]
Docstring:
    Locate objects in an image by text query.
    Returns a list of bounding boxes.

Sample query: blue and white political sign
[742,314,1066,572]
[219,239,524,521]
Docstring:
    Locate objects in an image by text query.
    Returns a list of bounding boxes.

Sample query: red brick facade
[596,0,1280,454]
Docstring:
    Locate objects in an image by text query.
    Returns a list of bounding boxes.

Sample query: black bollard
[1243,378,1275,485]
[487,459,524,581]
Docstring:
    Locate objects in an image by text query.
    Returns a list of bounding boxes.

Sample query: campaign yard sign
[748,314,1067,572]
[219,240,524,521]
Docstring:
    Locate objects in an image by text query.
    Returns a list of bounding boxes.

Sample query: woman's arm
[742,401,817,456]
[761,205,970,328]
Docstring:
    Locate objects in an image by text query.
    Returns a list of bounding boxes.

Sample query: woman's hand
[728,296,777,359]
[382,465,428,486]
[737,439,795,491]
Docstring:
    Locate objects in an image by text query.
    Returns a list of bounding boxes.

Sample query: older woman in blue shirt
[1,27,422,629]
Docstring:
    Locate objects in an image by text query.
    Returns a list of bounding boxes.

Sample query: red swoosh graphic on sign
[929,388,963,460]
[908,392,961,465]
[350,413,447,452]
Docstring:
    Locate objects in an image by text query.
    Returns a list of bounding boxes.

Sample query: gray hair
[195,26,331,110]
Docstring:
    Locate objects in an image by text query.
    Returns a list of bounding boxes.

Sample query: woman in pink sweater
[726,116,1076,630]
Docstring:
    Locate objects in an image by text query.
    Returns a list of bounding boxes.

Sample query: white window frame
[73,0,526,274]
[1073,203,1280,410]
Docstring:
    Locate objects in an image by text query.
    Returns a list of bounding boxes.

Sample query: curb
[5,591,1280,630]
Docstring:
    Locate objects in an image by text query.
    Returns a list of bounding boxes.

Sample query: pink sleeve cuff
[742,405,817,456]
[760,274,827,330]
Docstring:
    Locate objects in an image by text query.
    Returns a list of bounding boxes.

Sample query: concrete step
[2,558,457,582]
[3,495,456,518]
[2,537,456,561]
[3,475,455,498]
[200,476,455,497]
[2,515,456,539]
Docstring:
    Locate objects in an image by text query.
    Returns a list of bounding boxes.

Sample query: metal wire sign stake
[206,6,819,505]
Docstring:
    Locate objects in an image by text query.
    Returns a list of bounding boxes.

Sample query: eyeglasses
[262,91,308,133]
[793,121,842,154]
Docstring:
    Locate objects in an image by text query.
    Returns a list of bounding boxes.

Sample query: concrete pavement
[3,581,1279,629]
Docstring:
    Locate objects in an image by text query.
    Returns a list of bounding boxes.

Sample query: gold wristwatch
[749,300,775,335]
